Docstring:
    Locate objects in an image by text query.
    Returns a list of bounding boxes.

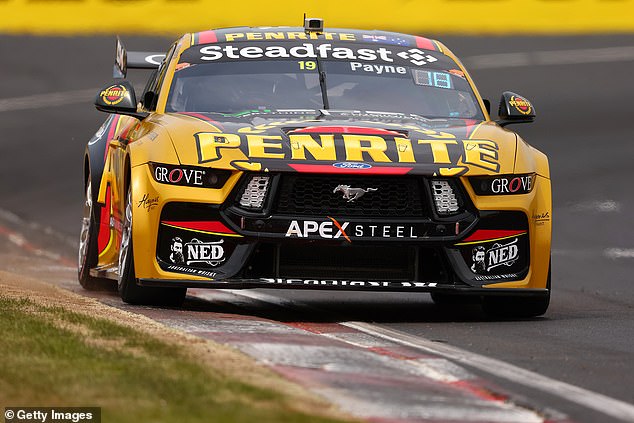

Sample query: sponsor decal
[333,162,372,170]
[333,184,378,202]
[194,31,422,48]
[155,166,204,186]
[144,54,165,66]
[169,237,225,267]
[349,62,407,75]
[509,95,532,115]
[195,132,500,174]
[474,273,519,282]
[472,238,519,274]
[532,211,550,226]
[261,278,439,288]
[199,43,394,63]
[490,175,533,194]
[396,48,438,66]
[99,84,127,106]
[195,43,438,68]
[286,218,350,242]
[158,222,236,276]
[165,265,217,279]
[221,31,358,42]
[471,245,486,273]
[169,237,185,264]
[285,219,420,242]
[137,193,159,211]
[362,34,410,46]
[470,174,535,196]
[458,229,528,280]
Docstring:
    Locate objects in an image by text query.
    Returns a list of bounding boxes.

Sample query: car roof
[187,26,443,53]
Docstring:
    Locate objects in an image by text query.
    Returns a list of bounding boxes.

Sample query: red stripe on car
[462,229,527,243]
[162,220,236,235]
[290,126,403,136]
[97,185,111,253]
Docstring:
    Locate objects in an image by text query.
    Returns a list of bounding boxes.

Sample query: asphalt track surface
[1,34,634,422]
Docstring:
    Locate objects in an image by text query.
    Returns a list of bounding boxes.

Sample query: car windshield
[166,44,484,120]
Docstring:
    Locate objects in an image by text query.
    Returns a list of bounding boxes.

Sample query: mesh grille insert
[274,174,427,218]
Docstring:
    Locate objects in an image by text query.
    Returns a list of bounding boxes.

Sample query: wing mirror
[95,81,148,119]
[496,91,535,127]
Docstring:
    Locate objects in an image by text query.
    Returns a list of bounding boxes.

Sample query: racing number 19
[298,61,317,71]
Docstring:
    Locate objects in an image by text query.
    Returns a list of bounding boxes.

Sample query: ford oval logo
[333,162,372,170]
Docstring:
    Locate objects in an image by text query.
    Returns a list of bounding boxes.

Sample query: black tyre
[78,179,116,291]
[481,263,551,318]
[118,187,186,306]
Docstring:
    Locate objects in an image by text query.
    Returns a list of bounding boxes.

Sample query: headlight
[469,173,536,196]
[239,175,271,210]
[430,179,461,215]
[150,163,231,188]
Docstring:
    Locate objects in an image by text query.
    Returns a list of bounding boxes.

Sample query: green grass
[0,296,348,423]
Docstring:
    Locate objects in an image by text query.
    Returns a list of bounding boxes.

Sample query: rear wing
[114,37,166,78]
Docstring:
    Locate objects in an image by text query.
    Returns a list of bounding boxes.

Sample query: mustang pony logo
[333,184,377,202]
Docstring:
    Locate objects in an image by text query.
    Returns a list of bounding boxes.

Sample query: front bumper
[129,164,552,292]
[138,277,549,297]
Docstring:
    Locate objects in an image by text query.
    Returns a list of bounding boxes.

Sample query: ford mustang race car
[78,19,552,317]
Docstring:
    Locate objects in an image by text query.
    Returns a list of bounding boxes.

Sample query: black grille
[241,244,451,284]
[274,174,427,217]
[279,245,415,280]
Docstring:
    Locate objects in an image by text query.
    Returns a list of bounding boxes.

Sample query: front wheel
[78,179,116,291]
[118,186,186,306]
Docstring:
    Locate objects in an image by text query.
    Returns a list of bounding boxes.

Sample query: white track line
[0,208,76,249]
[0,88,98,112]
[570,200,621,213]
[344,322,634,423]
[465,46,634,70]
[605,248,634,259]
[228,290,634,422]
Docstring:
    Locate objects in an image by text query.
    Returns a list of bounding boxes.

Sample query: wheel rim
[118,189,132,289]
[78,180,93,270]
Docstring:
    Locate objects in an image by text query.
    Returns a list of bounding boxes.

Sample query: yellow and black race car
[78,19,552,317]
